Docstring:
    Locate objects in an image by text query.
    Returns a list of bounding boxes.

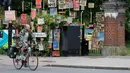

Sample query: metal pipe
[22,0,25,12]
[90,9,92,23]
[81,11,83,24]
[8,5,12,50]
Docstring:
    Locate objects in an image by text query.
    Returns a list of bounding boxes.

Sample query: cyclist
[19,24,32,67]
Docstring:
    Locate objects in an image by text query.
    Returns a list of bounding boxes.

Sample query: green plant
[0,47,7,55]
[126,40,130,55]
[0,7,4,19]
[88,50,102,56]
[119,50,128,56]
[43,36,51,56]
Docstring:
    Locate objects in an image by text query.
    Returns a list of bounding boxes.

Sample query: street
[0,65,129,73]
[0,0,130,73]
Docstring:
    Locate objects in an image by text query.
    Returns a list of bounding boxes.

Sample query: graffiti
[0,30,15,48]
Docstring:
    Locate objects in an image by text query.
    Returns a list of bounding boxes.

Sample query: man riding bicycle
[20,24,32,67]
[10,24,39,71]
[12,24,32,67]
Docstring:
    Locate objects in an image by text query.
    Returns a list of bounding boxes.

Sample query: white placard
[66,0,73,8]
[58,0,66,9]
[81,6,85,10]
[5,10,16,21]
[48,0,57,7]
[2,19,9,24]
[58,4,66,9]
[32,32,47,37]
[58,0,65,4]
[37,18,45,24]
[80,0,87,6]
[88,3,94,8]
[38,43,44,51]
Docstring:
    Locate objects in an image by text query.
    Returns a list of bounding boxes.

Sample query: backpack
[8,47,18,59]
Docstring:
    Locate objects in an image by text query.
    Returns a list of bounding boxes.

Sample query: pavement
[0,55,130,70]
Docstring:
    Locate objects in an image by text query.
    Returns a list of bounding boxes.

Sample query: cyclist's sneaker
[24,61,28,67]
[22,60,28,67]
[24,63,28,67]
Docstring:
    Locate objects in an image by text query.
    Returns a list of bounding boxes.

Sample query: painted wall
[0,30,15,49]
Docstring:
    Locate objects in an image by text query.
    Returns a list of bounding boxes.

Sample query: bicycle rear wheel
[13,56,23,70]
[28,51,39,71]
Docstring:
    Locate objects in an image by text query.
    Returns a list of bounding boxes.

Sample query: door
[67,26,80,50]
[61,26,80,56]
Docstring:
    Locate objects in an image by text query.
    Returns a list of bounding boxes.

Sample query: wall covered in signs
[85,28,104,50]
[0,30,15,49]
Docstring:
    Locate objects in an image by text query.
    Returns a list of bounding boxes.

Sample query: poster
[53,40,58,49]
[42,10,47,15]
[56,15,62,23]
[66,0,73,8]
[81,6,85,10]
[80,0,87,6]
[73,0,80,11]
[48,30,53,48]
[53,29,60,50]
[31,8,36,19]
[37,18,45,24]
[67,17,73,23]
[85,28,94,40]
[38,43,44,51]
[52,51,60,56]
[21,13,27,25]
[5,10,16,21]
[88,3,94,8]
[98,32,104,41]
[50,8,57,16]
[70,12,76,18]
[31,22,34,31]
[36,0,41,9]
[58,0,66,9]
[48,0,57,7]
[37,25,43,32]
[2,19,9,25]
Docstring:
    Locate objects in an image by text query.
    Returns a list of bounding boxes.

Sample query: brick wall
[117,13,125,46]
[104,13,125,46]
[104,17,118,46]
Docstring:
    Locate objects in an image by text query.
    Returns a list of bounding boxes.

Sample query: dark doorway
[81,26,89,56]
[61,26,80,56]
[81,40,89,56]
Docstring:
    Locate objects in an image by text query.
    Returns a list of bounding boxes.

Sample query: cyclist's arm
[19,29,25,36]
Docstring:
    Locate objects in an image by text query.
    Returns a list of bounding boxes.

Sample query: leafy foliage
[11,0,32,16]
[125,9,130,32]
[0,7,4,19]
[0,47,6,55]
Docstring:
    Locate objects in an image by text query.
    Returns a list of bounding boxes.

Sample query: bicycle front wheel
[28,51,39,71]
[13,57,23,70]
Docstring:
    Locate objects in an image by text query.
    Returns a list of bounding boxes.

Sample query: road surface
[0,65,129,73]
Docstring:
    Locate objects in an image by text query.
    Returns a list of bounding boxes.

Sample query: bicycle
[12,36,39,71]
